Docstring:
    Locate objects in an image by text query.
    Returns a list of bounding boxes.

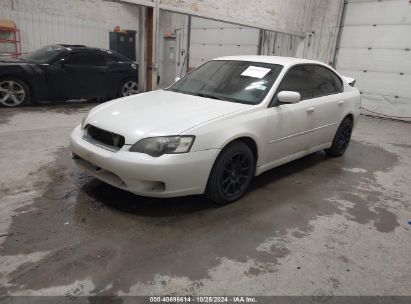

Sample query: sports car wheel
[0,79,29,107]
[206,141,255,205]
[326,117,353,157]
[120,79,139,97]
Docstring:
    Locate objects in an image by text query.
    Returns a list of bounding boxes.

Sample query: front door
[47,51,108,99]
[264,65,314,163]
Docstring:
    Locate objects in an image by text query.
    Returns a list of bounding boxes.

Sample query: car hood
[85,90,252,144]
[0,57,22,62]
[0,57,26,65]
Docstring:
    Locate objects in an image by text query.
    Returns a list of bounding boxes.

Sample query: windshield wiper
[194,93,225,101]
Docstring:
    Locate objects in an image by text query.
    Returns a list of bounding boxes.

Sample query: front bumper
[70,125,219,197]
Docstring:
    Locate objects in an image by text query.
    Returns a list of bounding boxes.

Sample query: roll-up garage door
[189,17,260,68]
[335,0,411,120]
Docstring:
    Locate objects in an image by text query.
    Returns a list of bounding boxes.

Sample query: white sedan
[70,56,360,204]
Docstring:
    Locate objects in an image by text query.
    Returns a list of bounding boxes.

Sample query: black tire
[205,141,255,205]
[325,117,353,157]
[0,78,30,107]
[118,78,139,97]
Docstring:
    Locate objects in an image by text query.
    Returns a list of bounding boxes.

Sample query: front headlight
[129,136,195,157]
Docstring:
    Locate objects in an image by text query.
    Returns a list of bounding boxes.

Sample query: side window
[64,52,106,66]
[311,65,342,97]
[276,65,313,100]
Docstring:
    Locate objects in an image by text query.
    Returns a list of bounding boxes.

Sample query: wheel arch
[118,76,139,97]
[344,113,354,122]
[0,75,32,97]
[219,135,260,166]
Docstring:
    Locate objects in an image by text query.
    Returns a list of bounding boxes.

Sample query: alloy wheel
[0,80,26,107]
[121,81,139,96]
[337,125,352,152]
[220,151,252,197]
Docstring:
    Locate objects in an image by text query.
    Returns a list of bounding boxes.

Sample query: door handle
[338,100,344,106]
[307,107,315,113]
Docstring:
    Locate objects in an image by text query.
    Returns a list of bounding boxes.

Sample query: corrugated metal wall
[260,31,302,57]
[0,8,137,55]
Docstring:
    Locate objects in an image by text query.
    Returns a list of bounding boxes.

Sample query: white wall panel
[336,0,411,118]
[190,44,258,67]
[337,49,411,74]
[191,28,259,46]
[344,0,411,25]
[339,70,411,98]
[189,17,259,68]
[340,25,411,49]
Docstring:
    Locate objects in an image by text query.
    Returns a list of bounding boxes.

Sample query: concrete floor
[0,103,410,297]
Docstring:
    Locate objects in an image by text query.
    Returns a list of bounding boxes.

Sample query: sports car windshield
[22,45,66,63]
[167,60,283,104]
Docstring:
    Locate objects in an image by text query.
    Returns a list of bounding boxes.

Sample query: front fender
[183,108,267,166]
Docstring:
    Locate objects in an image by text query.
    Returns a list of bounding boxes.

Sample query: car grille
[85,125,125,151]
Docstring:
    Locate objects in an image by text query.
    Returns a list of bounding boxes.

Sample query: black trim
[85,125,125,151]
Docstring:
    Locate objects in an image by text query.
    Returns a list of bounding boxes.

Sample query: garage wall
[159,0,310,35]
[0,0,139,54]
[294,0,343,65]
[260,31,302,58]
[189,18,260,68]
[335,0,411,119]
[158,11,189,85]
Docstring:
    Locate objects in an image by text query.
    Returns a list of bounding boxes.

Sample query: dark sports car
[0,44,139,107]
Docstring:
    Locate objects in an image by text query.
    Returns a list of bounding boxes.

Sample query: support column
[145,7,154,91]
[138,6,146,92]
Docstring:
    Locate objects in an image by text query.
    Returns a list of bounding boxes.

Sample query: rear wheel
[119,79,139,97]
[0,78,30,107]
[325,117,353,157]
[205,141,255,205]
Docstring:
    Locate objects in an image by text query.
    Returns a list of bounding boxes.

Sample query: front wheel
[205,141,255,205]
[325,117,353,157]
[0,78,30,107]
[119,79,139,97]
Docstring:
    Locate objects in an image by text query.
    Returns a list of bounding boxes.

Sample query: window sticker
[241,66,271,79]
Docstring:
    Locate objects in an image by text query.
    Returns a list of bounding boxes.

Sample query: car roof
[54,44,133,61]
[213,55,329,68]
[57,44,104,52]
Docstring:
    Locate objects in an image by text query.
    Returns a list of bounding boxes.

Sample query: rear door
[305,65,344,148]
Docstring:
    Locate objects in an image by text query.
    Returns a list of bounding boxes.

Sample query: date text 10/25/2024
[149,296,257,303]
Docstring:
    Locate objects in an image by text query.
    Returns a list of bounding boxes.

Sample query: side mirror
[174,77,181,82]
[56,59,65,67]
[277,91,301,104]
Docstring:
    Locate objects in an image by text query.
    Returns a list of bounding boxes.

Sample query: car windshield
[22,45,66,63]
[166,60,283,104]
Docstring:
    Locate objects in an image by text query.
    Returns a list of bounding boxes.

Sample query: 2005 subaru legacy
[70,55,360,204]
